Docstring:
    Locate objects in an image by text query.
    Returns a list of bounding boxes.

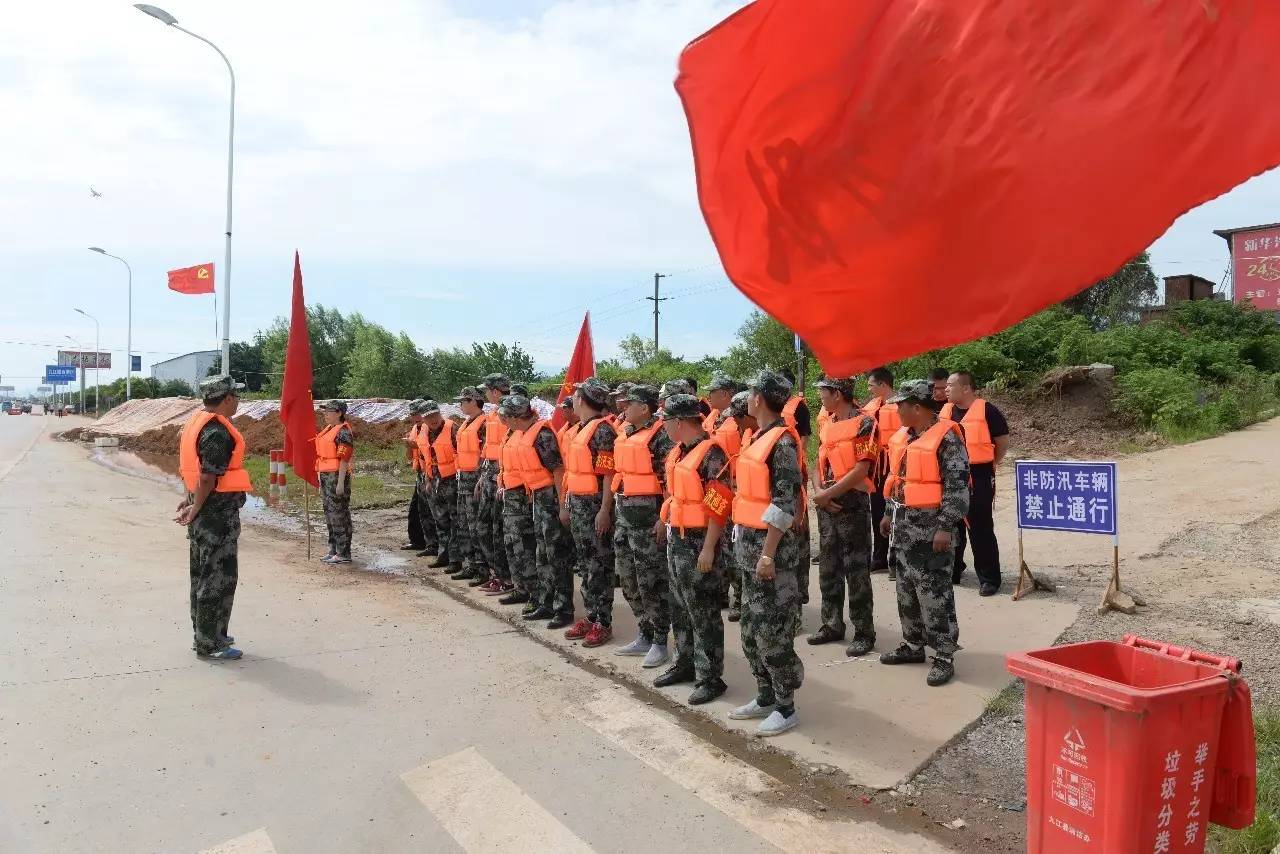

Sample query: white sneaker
[756,709,798,737]
[641,643,669,669]
[614,634,650,656]
[728,699,776,720]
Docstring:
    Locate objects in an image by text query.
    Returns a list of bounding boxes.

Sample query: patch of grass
[984,684,1023,719]
[356,440,408,463]
[244,455,271,494]
[1211,705,1279,854]
[243,454,410,510]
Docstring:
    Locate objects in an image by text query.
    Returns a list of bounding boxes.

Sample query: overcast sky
[1,0,1276,395]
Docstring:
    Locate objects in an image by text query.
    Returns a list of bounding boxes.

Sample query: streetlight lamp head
[134,4,178,25]
[74,308,87,317]
[89,247,106,254]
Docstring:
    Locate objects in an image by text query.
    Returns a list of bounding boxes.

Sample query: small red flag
[553,313,595,429]
[676,0,1280,375]
[167,263,215,295]
[279,252,317,488]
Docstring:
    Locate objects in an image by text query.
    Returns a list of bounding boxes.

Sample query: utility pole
[794,332,805,389]
[647,273,668,353]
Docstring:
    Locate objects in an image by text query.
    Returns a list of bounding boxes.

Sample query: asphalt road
[0,414,948,854]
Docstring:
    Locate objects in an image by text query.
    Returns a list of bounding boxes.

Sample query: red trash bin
[1006,634,1256,853]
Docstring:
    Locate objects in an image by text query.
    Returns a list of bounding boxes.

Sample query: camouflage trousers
[319,471,352,559]
[418,474,457,566]
[890,522,960,658]
[614,498,670,643]
[567,493,615,626]
[189,499,240,655]
[455,470,484,572]
[816,490,874,639]
[477,468,509,582]
[735,526,805,707]
[502,488,538,598]
[724,535,741,611]
[531,486,576,618]
[668,528,726,687]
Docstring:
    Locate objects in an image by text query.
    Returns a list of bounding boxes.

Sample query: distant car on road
[21,403,31,414]
[6,404,21,415]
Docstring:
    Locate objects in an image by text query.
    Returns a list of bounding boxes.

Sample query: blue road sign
[46,364,77,383]
[1015,460,1117,536]
[131,355,142,372]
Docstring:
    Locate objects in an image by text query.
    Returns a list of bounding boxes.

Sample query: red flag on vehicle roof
[553,313,595,429]
[675,0,1280,375]
[279,252,318,488]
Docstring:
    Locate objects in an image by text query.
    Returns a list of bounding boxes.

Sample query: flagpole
[305,478,312,560]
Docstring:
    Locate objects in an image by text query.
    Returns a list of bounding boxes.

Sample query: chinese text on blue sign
[1015,461,1117,536]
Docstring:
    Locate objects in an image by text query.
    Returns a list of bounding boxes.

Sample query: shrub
[1116,368,1200,427]
[1213,390,1244,430]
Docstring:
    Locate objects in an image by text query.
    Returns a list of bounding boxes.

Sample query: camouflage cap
[706,374,738,393]
[321,399,348,414]
[408,397,426,413]
[511,383,530,397]
[888,379,932,405]
[498,394,533,419]
[728,390,750,417]
[574,376,611,406]
[611,381,635,399]
[454,386,484,402]
[624,384,659,410]
[746,369,793,399]
[662,393,703,420]
[659,378,694,399]
[481,373,511,392]
[199,374,245,400]
[418,399,441,416]
[816,376,856,396]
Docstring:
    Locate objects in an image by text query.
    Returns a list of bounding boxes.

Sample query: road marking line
[402,746,595,853]
[568,692,948,854]
[199,827,277,854]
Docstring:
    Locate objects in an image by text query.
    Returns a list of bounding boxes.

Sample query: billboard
[37,386,52,392]
[58,350,111,369]
[1227,224,1280,310]
[45,365,78,382]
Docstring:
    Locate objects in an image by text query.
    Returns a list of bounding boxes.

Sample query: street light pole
[75,309,100,417]
[65,335,85,415]
[89,248,133,400]
[134,4,235,375]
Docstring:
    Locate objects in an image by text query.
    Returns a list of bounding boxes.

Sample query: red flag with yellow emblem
[553,313,595,429]
[167,263,215,295]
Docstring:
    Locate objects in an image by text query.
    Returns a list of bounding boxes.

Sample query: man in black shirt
[928,368,950,405]
[942,371,1010,596]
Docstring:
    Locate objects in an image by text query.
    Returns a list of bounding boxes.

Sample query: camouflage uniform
[188,418,245,655]
[502,486,538,597]
[887,419,970,659]
[667,437,731,689]
[526,422,576,619]
[614,412,676,645]
[567,413,618,626]
[815,406,878,641]
[455,413,487,574]
[423,420,459,567]
[478,446,509,582]
[319,423,354,559]
[735,409,806,709]
[723,390,751,614]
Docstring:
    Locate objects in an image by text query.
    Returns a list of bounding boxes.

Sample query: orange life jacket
[483,411,507,461]
[701,408,720,433]
[732,424,800,529]
[782,396,804,430]
[660,440,718,533]
[564,417,616,495]
[938,399,995,465]
[515,420,556,492]
[178,410,252,493]
[500,428,525,490]
[405,422,424,471]
[817,412,875,493]
[420,420,457,479]
[612,420,663,497]
[883,420,962,508]
[556,421,580,461]
[862,397,902,450]
[314,423,355,473]
[816,407,831,431]
[456,415,484,472]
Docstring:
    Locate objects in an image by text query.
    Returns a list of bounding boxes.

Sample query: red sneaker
[479,579,502,595]
[563,618,592,640]
[582,622,613,648]
[484,580,514,596]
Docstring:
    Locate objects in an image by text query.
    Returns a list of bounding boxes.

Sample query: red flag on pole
[279,252,317,488]
[676,0,1280,375]
[167,263,215,295]
[553,312,595,429]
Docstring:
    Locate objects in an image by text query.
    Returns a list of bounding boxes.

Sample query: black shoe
[726,607,741,623]
[688,680,727,705]
[979,582,999,597]
[467,575,489,587]
[451,566,476,580]
[806,624,845,645]
[880,643,927,665]
[416,549,437,558]
[846,635,876,657]
[401,543,424,551]
[870,562,889,573]
[953,565,967,584]
[927,656,955,686]
[546,614,574,630]
[522,607,554,621]
[653,664,695,688]
[498,591,530,606]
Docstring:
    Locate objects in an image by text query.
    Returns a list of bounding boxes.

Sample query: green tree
[722,311,815,382]
[1061,252,1159,329]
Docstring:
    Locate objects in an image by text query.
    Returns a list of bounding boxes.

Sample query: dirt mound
[100,413,410,458]
[991,369,1152,460]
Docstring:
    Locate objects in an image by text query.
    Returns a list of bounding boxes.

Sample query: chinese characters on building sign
[1231,225,1280,311]
[1015,461,1117,536]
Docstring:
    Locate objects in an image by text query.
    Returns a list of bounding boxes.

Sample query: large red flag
[167,263,215,295]
[553,313,595,429]
[676,0,1280,375]
[279,252,317,488]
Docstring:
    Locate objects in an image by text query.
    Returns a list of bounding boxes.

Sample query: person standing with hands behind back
[175,375,251,661]
[315,400,355,565]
